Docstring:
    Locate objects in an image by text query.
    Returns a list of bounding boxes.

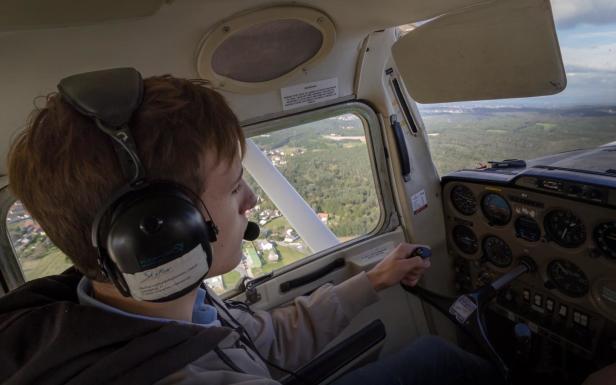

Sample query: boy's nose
[242,186,258,213]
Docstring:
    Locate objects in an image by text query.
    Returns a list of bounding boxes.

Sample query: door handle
[390,115,411,181]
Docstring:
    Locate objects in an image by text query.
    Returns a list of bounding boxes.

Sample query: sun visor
[392,0,566,103]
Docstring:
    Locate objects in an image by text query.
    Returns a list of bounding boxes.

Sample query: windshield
[418,0,616,176]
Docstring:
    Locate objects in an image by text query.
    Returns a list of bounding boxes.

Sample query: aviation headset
[57,68,259,302]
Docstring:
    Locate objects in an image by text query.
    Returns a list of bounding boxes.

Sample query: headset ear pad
[105,184,214,301]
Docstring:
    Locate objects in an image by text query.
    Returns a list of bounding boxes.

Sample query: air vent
[211,20,323,83]
[197,6,335,94]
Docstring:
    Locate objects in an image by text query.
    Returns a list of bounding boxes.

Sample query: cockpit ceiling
[0,0,490,32]
[0,0,490,175]
[0,0,166,31]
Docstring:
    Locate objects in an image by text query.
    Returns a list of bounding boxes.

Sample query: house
[317,212,329,224]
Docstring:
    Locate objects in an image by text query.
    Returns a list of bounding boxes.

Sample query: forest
[249,114,380,238]
[420,105,616,175]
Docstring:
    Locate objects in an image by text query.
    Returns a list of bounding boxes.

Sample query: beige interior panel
[0,0,491,174]
[0,0,490,33]
[392,0,566,103]
[0,0,165,31]
[232,228,429,357]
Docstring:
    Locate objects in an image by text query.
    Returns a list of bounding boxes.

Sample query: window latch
[239,272,273,304]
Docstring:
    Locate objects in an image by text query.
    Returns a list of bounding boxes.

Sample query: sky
[419,0,616,108]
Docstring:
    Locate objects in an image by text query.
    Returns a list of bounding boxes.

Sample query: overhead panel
[0,0,491,33]
[0,0,497,174]
[0,0,165,31]
[392,0,566,103]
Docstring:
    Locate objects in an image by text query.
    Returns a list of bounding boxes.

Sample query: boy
[0,70,497,385]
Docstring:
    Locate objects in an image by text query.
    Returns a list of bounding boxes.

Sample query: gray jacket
[156,272,380,385]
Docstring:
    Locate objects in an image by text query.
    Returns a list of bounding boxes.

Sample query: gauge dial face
[515,216,541,242]
[453,225,478,255]
[547,259,589,298]
[451,185,477,216]
[544,210,586,248]
[482,236,513,267]
[481,193,511,226]
[594,222,616,259]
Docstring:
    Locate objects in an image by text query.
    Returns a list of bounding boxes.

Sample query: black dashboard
[442,146,616,363]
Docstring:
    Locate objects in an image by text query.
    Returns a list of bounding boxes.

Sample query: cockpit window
[6,201,72,281]
[417,6,616,176]
[206,112,381,294]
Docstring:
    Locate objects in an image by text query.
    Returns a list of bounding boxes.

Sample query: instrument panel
[444,180,616,356]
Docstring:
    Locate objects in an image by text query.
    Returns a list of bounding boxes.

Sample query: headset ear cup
[99,182,216,301]
[110,265,132,297]
[206,220,218,242]
[97,249,132,297]
[201,240,213,273]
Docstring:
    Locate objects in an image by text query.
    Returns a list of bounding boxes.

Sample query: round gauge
[482,236,513,267]
[544,210,586,248]
[453,225,479,254]
[594,222,616,259]
[481,193,511,226]
[547,259,589,298]
[515,216,541,242]
[450,185,477,216]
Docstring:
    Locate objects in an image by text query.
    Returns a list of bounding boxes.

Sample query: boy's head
[8,74,256,283]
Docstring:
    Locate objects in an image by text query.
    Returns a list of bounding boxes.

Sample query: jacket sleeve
[233,271,380,370]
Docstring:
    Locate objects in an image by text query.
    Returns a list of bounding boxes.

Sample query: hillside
[419,105,616,175]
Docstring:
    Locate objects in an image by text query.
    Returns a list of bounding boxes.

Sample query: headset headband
[58,67,145,182]
[57,68,219,301]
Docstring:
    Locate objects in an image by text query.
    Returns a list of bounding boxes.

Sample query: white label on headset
[122,244,209,301]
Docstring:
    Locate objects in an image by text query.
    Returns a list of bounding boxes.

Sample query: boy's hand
[366,243,431,291]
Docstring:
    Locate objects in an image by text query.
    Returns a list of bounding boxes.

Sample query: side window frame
[0,102,400,294]
[0,182,26,293]
[239,101,399,276]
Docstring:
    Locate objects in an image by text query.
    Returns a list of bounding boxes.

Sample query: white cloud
[551,0,616,28]
[561,43,616,72]
[572,30,616,39]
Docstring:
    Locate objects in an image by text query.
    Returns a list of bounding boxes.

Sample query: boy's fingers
[398,257,422,272]
[402,276,420,287]
[392,243,431,260]
[399,256,430,271]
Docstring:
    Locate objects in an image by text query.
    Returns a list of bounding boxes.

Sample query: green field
[251,245,309,276]
[222,270,241,289]
[421,108,616,175]
[19,248,72,281]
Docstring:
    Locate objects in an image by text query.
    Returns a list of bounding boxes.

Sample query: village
[6,201,51,260]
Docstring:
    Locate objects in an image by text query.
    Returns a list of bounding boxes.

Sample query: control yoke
[402,256,536,383]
